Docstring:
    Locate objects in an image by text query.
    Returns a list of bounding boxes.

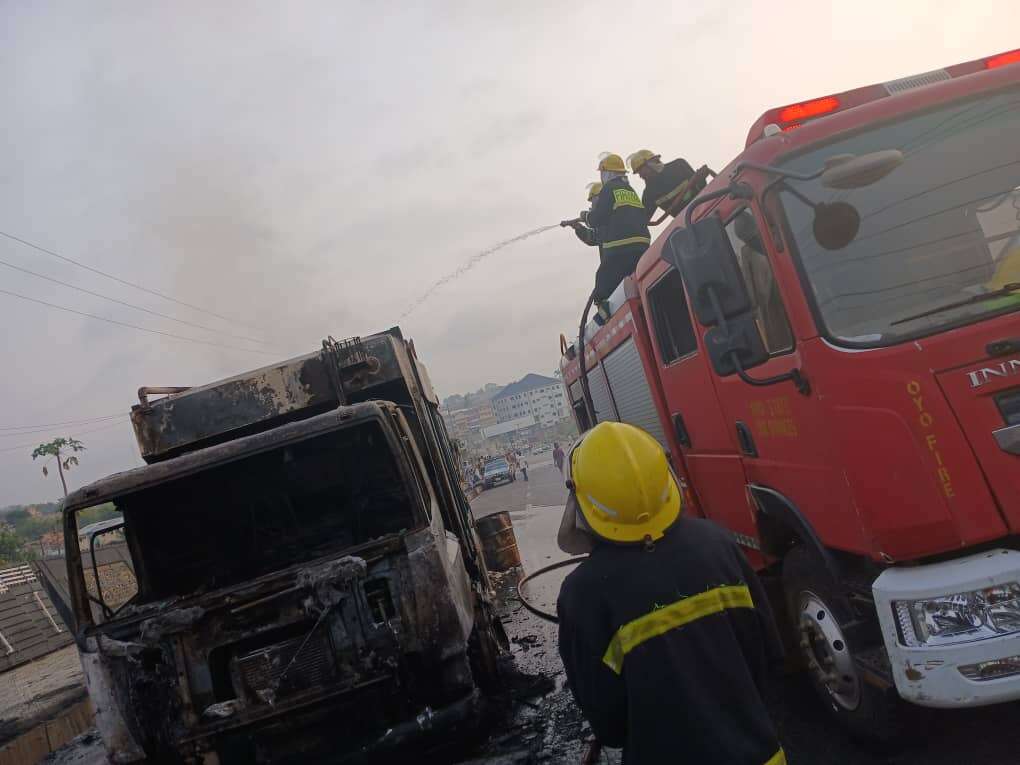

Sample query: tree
[32,437,85,498]
[0,526,30,566]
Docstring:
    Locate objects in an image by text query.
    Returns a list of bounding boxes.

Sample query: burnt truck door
[639,252,758,546]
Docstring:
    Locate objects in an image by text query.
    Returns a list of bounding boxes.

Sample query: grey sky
[1,1,1017,504]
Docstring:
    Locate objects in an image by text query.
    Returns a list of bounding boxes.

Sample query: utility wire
[0,257,275,347]
[0,287,277,356]
[0,413,123,432]
[0,419,126,454]
[0,229,269,333]
[0,415,122,436]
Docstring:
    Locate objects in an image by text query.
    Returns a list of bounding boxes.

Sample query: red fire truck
[561,48,1020,736]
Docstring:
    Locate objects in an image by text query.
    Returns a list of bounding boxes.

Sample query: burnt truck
[60,331,507,764]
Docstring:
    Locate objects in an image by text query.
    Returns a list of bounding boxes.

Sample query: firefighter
[585,152,652,302]
[627,149,702,222]
[556,421,785,765]
[563,182,604,248]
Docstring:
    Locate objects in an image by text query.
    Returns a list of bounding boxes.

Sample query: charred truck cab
[562,51,1020,737]
[62,330,505,763]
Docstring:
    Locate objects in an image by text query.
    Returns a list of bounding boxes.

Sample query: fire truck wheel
[782,545,905,743]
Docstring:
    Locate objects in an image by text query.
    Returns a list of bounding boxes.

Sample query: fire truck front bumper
[874,548,1020,708]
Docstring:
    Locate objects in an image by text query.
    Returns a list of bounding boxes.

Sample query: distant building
[492,374,569,427]
[441,401,498,446]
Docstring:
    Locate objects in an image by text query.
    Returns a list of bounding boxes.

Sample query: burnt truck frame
[61,329,506,764]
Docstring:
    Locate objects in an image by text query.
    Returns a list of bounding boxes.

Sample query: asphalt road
[474,461,1020,764]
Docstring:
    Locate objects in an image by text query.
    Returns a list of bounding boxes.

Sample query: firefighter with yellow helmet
[556,422,785,764]
[627,149,705,222]
[562,153,652,303]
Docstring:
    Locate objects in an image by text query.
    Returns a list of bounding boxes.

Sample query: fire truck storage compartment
[601,337,668,448]
[586,363,618,424]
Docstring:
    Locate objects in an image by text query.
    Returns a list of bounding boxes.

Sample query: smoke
[399,224,559,319]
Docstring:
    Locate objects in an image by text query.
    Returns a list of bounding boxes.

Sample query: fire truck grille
[233,630,336,702]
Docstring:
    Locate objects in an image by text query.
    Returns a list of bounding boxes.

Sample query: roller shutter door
[586,364,618,424]
[568,380,583,406]
[602,337,668,447]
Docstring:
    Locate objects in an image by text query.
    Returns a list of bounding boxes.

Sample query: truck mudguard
[749,484,842,584]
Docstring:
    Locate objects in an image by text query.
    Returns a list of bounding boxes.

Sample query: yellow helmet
[568,422,681,544]
[627,149,659,173]
[597,152,627,174]
[585,181,603,201]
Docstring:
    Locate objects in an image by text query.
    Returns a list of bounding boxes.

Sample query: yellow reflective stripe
[655,179,692,208]
[612,188,644,210]
[602,235,651,249]
[602,584,753,674]
[764,749,786,765]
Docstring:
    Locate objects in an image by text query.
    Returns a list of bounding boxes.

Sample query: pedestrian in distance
[556,422,785,765]
[552,442,564,474]
[521,458,529,482]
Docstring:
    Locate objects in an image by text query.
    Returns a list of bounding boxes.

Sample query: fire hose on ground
[513,556,602,761]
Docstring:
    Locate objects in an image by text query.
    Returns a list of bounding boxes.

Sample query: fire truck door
[641,263,758,545]
[709,203,860,554]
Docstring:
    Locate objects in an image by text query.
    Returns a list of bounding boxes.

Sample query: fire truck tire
[782,545,905,744]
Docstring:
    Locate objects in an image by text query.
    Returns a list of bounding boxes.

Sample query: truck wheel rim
[797,590,861,711]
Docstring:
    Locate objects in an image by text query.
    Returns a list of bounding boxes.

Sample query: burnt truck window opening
[778,88,1020,347]
[108,421,419,603]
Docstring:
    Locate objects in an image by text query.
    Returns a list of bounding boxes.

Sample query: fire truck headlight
[894,583,1020,647]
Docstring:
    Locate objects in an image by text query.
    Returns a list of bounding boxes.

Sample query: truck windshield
[115,421,419,604]
[778,87,1020,347]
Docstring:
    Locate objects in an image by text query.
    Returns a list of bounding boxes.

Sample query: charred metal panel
[130,332,410,463]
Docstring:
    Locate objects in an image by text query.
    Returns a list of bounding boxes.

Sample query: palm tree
[31,437,86,498]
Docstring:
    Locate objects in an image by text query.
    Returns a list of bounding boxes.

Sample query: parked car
[482,458,513,489]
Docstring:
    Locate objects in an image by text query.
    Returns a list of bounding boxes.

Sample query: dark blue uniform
[575,177,651,300]
[557,518,785,764]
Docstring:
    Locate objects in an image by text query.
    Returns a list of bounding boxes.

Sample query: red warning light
[986,50,1020,70]
[778,96,841,123]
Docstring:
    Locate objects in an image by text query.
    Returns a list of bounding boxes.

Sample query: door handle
[735,421,758,457]
[673,413,691,448]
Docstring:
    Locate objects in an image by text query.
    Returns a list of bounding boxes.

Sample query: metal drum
[475,511,521,572]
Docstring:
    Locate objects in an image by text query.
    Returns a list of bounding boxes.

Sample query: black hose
[516,557,588,623]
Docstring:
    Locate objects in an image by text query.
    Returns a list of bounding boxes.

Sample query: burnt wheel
[782,546,905,743]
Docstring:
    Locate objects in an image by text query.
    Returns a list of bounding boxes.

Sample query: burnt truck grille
[231,630,336,703]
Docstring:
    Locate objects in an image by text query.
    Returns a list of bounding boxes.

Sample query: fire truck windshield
[778,87,1020,347]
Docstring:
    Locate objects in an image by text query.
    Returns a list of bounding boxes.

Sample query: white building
[492,374,569,428]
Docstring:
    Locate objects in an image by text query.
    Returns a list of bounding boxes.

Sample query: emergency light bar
[746,47,1020,146]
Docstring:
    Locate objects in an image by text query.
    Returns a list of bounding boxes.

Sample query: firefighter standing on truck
[628,149,700,222]
[556,422,786,765]
[562,153,651,303]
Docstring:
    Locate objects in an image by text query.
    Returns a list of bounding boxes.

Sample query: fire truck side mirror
[665,216,752,327]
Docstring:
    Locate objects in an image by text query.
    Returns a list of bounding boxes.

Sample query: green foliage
[0,527,32,567]
[31,437,85,461]
[0,502,60,517]
[78,503,122,528]
[8,513,59,542]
